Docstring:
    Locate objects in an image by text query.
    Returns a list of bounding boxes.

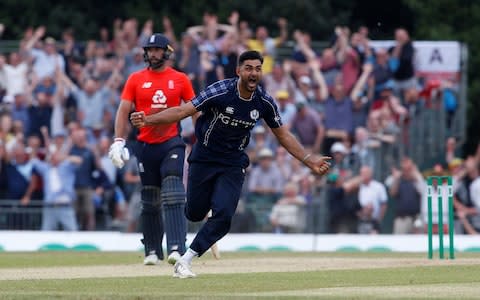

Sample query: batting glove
[108,138,130,168]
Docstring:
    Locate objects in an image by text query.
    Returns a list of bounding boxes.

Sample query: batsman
[109,33,195,265]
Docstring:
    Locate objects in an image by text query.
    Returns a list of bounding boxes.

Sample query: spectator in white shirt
[357,165,388,234]
[0,52,29,104]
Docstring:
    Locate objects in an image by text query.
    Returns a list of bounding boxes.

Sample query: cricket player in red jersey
[109,33,195,265]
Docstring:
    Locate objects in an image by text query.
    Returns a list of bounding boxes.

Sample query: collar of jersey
[236,79,255,101]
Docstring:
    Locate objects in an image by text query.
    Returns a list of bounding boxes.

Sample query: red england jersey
[121,67,195,144]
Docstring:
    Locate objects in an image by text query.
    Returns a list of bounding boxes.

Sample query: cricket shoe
[143,251,159,265]
[167,251,181,265]
[173,259,196,278]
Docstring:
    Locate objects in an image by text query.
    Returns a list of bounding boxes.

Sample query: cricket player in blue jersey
[131,50,331,278]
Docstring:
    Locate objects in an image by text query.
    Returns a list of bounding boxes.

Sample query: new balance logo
[142,82,153,88]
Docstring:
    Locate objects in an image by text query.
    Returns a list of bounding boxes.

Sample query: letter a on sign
[430,48,443,64]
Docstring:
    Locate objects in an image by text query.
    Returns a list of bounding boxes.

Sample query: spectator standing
[323,75,354,154]
[25,150,82,231]
[0,52,29,104]
[247,18,288,74]
[270,182,307,233]
[70,127,97,230]
[290,102,324,154]
[390,28,416,95]
[454,157,480,233]
[387,157,424,234]
[23,27,66,80]
[356,165,388,234]
[175,32,202,92]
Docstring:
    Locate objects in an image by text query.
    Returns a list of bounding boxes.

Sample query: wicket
[427,176,454,259]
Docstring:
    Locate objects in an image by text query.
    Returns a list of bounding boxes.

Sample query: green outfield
[0,251,479,299]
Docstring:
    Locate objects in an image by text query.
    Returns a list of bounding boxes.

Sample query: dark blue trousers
[186,162,245,256]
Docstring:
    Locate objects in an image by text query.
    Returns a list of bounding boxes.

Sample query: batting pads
[141,186,164,259]
[161,176,187,255]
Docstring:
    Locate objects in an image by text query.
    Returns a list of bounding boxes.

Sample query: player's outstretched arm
[271,125,331,176]
[130,102,198,127]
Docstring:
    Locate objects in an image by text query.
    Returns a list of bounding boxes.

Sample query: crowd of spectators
[0,11,478,235]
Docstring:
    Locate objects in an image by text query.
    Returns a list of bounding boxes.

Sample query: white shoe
[167,251,181,265]
[143,252,159,265]
[173,259,196,278]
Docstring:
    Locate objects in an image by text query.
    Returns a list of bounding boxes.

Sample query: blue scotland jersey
[189,78,282,167]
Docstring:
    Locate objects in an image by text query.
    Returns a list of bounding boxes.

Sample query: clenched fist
[130,111,147,128]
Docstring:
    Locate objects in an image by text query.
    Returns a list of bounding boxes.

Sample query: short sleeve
[121,74,138,102]
[261,95,283,129]
[181,74,196,102]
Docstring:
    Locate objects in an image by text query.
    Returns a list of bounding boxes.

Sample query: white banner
[0,231,479,253]
[370,41,461,75]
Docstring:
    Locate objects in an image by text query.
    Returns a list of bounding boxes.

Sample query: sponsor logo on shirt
[226,106,234,114]
[218,113,256,128]
[142,82,153,88]
[151,89,167,108]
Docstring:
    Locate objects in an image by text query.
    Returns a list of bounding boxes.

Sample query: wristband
[301,153,312,163]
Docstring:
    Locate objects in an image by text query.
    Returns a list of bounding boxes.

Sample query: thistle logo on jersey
[250,109,259,120]
[152,90,167,108]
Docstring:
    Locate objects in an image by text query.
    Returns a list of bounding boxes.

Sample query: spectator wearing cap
[326,166,362,233]
[247,147,285,204]
[23,27,66,80]
[290,102,324,154]
[246,125,275,165]
[330,141,357,182]
[293,75,315,104]
[274,90,296,129]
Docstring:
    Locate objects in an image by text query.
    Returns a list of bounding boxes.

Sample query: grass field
[0,251,479,299]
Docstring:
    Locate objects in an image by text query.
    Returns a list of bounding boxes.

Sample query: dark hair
[238,50,263,66]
